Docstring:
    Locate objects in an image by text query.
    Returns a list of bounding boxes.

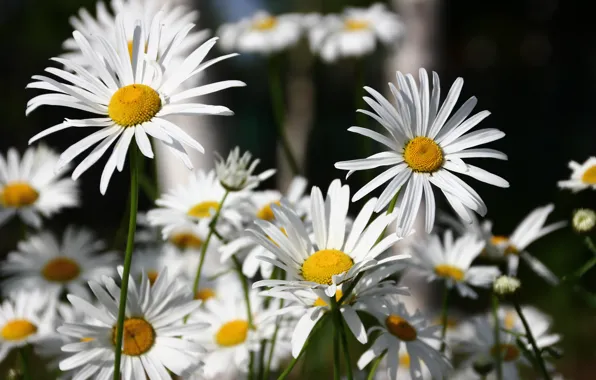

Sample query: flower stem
[268,55,300,175]
[332,320,341,380]
[18,346,31,380]
[248,351,255,380]
[387,191,399,214]
[264,272,286,380]
[232,255,254,328]
[366,351,385,380]
[512,300,551,380]
[439,286,450,353]
[277,316,325,380]
[331,298,353,380]
[191,190,229,295]
[491,294,503,380]
[112,146,139,380]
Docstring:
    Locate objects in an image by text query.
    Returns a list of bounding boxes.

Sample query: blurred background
[1,0,595,378]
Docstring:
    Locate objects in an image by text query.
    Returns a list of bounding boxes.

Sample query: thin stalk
[18,347,31,380]
[513,300,551,380]
[439,286,450,353]
[257,339,267,380]
[232,255,254,328]
[332,321,341,380]
[491,294,503,380]
[387,192,399,214]
[113,146,139,380]
[331,297,353,380]
[354,58,372,184]
[264,272,286,380]
[248,351,255,380]
[585,236,596,256]
[191,191,230,294]
[277,316,325,380]
[366,351,385,380]
[268,55,300,175]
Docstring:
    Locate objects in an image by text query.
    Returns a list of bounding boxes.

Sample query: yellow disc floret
[256,201,280,221]
[1,319,38,341]
[490,236,519,255]
[215,320,249,347]
[108,84,161,127]
[42,257,81,283]
[112,318,155,356]
[301,249,353,285]
[582,165,596,184]
[170,233,203,250]
[490,343,520,362]
[253,16,277,30]
[403,136,444,173]
[344,19,370,31]
[187,201,220,218]
[147,270,159,286]
[434,264,465,282]
[195,288,216,301]
[313,290,344,307]
[385,315,417,341]
[0,182,39,208]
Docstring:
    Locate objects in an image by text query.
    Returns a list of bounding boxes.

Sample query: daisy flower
[357,299,451,380]
[27,13,245,194]
[0,146,78,229]
[63,0,209,71]
[373,340,441,380]
[130,245,190,285]
[248,179,409,293]
[335,68,509,235]
[215,147,276,192]
[0,290,56,362]
[220,176,309,279]
[558,157,596,192]
[489,204,566,285]
[219,11,304,54]
[0,227,118,300]
[57,267,205,380]
[408,230,500,298]
[308,3,404,62]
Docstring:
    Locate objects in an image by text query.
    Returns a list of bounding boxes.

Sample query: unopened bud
[572,209,596,233]
[493,275,521,296]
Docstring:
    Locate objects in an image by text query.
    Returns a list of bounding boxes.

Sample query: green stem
[491,294,503,380]
[585,236,596,256]
[113,146,139,380]
[366,352,385,380]
[248,351,255,380]
[268,55,300,175]
[439,286,450,353]
[18,347,31,380]
[257,339,267,380]
[332,320,341,380]
[264,272,286,380]
[232,255,254,328]
[331,298,353,380]
[387,191,399,214]
[191,190,230,294]
[513,300,551,380]
[277,316,325,380]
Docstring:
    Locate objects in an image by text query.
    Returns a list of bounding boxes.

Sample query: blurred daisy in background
[335,69,509,235]
[488,204,566,285]
[0,291,56,362]
[0,146,78,229]
[357,299,451,380]
[27,13,244,194]
[130,245,189,285]
[58,268,205,380]
[558,156,596,192]
[308,3,404,62]
[0,227,117,300]
[215,147,276,192]
[408,230,500,298]
[219,11,304,54]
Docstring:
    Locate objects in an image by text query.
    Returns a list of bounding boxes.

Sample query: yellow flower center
[80,337,94,342]
[112,318,155,356]
[126,41,148,60]
[302,249,354,285]
[108,84,161,127]
[403,136,444,173]
[490,343,520,362]
[215,320,249,347]
[399,354,410,368]
[41,257,81,283]
[1,319,38,341]
[313,290,344,307]
[147,270,159,286]
[490,236,519,255]
[385,314,417,341]
[256,201,280,221]
[582,165,596,184]
[253,16,277,30]
[195,288,216,301]
[170,233,203,250]
[503,311,516,330]
[0,182,39,208]
[434,264,465,282]
[187,201,220,219]
[344,19,370,31]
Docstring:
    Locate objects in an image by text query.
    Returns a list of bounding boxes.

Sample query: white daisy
[357,299,451,380]
[488,204,566,285]
[308,3,404,62]
[215,147,276,192]
[439,212,502,260]
[0,145,78,229]
[63,0,210,72]
[335,68,509,235]
[0,290,56,362]
[219,11,304,54]
[408,230,500,298]
[57,267,205,380]
[0,227,118,300]
[220,176,309,279]
[558,157,596,192]
[248,179,409,293]
[27,13,245,194]
[130,245,189,285]
[373,340,440,380]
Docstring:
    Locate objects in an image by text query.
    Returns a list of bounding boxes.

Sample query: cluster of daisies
[0,0,586,379]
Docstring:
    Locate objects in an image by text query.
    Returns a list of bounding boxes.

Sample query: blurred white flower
[558,157,596,192]
[0,146,78,229]
[1,227,117,300]
[215,147,276,191]
[308,3,404,62]
[493,275,521,296]
[335,69,509,235]
[219,11,304,54]
[572,208,596,233]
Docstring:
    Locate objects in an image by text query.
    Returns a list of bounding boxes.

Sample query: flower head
[493,275,521,296]
[215,147,275,191]
[572,208,596,233]
[558,157,596,192]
